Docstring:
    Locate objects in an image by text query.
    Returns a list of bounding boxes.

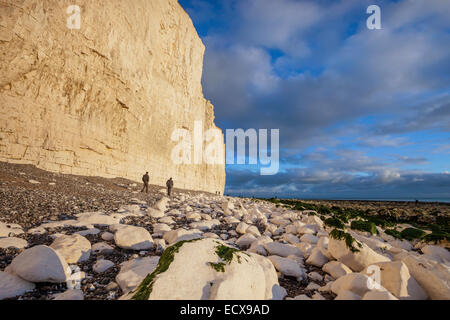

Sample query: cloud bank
[180,0,450,199]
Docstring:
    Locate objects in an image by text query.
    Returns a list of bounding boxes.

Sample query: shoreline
[293,198,450,204]
[237,196,450,205]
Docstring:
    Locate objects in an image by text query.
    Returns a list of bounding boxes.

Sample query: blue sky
[179,0,450,200]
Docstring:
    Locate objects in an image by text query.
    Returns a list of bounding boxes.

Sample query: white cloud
[182,0,450,198]
[357,136,411,147]
[236,0,324,57]
[377,169,401,183]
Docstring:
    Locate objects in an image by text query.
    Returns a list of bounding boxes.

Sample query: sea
[299,198,450,203]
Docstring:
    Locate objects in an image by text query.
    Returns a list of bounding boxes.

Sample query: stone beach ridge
[0,162,449,300]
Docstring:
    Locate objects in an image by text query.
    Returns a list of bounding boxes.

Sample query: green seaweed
[366,216,396,228]
[331,209,357,224]
[130,238,201,300]
[429,223,450,234]
[335,214,349,224]
[214,243,246,264]
[260,198,321,212]
[258,198,449,246]
[423,231,450,243]
[317,205,331,214]
[268,197,280,204]
[385,228,402,239]
[331,206,342,213]
[330,228,362,253]
[208,262,226,272]
[350,220,377,235]
[207,242,250,273]
[400,227,426,241]
[291,201,319,211]
[435,216,450,233]
[324,217,345,229]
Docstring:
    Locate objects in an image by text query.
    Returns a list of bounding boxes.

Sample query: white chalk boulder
[163,228,203,245]
[306,247,329,267]
[125,238,283,300]
[328,236,390,272]
[116,256,160,294]
[0,222,24,237]
[114,225,154,250]
[93,260,115,273]
[322,261,352,279]
[361,261,427,300]
[235,233,257,249]
[331,273,374,297]
[268,255,307,281]
[394,251,450,300]
[0,271,35,299]
[50,234,91,264]
[421,245,450,264]
[264,242,303,258]
[147,207,165,218]
[10,245,70,283]
[0,237,28,249]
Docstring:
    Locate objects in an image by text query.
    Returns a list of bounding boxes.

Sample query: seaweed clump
[400,228,426,241]
[130,239,201,300]
[208,262,226,272]
[423,231,450,243]
[324,217,345,230]
[350,220,378,235]
[216,243,249,264]
[385,228,402,239]
[208,243,249,273]
[366,216,396,228]
[318,205,331,214]
[330,229,362,253]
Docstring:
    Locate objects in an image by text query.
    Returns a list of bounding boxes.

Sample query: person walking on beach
[166,177,174,197]
[141,172,150,193]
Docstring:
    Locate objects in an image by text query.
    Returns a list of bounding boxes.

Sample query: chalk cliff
[0,0,225,193]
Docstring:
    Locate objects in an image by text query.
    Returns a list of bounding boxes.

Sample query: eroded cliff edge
[0,0,225,193]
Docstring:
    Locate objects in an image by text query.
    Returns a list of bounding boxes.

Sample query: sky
[178,0,450,200]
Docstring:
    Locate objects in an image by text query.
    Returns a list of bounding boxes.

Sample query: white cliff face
[0,0,225,193]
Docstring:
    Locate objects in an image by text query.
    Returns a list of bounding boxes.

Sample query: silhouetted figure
[415,199,419,205]
[166,177,174,197]
[141,172,149,193]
